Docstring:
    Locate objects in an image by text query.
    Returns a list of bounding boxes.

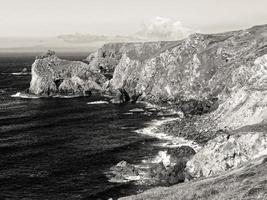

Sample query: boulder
[167,146,196,164]
[111,161,139,177]
[111,88,130,104]
[147,146,196,185]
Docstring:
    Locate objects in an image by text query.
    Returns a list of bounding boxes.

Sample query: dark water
[0,53,169,200]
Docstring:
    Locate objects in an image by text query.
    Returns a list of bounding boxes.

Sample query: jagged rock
[86,24,267,130]
[180,98,218,116]
[167,146,196,164]
[147,146,196,185]
[111,88,130,104]
[29,51,106,96]
[119,156,267,200]
[29,25,267,131]
[186,127,267,179]
[111,161,139,179]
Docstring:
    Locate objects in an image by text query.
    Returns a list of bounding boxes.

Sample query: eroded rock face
[29,25,267,129]
[147,146,196,185]
[29,52,106,96]
[84,25,267,129]
[110,161,139,182]
[186,129,267,179]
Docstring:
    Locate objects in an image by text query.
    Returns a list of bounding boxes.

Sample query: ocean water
[0,53,185,200]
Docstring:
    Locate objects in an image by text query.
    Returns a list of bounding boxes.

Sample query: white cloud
[57,17,194,44]
[135,17,193,40]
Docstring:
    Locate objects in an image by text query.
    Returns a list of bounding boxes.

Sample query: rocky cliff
[31,26,267,112]
[29,50,106,96]
[29,25,267,198]
[85,24,267,130]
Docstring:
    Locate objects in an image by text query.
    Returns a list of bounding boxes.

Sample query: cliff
[87,24,267,130]
[30,26,267,114]
[29,51,106,96]
[29,25,267,198]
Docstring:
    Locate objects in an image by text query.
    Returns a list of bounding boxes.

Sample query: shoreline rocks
[27,24,267,199]
[110,146,196,186]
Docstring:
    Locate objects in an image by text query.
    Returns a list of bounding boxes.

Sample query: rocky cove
[28,24,267,199]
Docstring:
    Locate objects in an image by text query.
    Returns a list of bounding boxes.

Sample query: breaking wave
[11,92,40,99]
[87,101,109,105]
[134,117,200,150]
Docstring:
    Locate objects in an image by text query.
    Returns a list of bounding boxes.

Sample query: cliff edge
[28,25,267,198]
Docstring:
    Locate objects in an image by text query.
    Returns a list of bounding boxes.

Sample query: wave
[107,117,201,185]
[53,94,81,99]
[0,72,30,76]
[11,92,40,99]
[87,101,109,105]
[11,92,83,99]
[134,117,200,151]
[129,108,144,112]
[11,72,30,76]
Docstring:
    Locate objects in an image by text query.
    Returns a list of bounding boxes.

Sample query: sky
[0,0,266,50]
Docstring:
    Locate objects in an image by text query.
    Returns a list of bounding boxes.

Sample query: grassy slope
[120,156,267,200]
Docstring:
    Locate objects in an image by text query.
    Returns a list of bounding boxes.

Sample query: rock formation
[119,156,267,200]
[29,51,106,96]
[29,25,267,198]
[186,128,267,179]
[83,24,267,130]
[30,26,267,123]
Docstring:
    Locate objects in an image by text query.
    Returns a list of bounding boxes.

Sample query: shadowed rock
[119,156,267,200]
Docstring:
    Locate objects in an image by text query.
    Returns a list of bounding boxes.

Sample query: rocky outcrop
[29,51,106,96]
[30,26,267,122]
[147,146,196,185]
[109,146,196,185]
[186,126,267,179]
[84,25,267,130]
[119,156,267,200]
[109,161,139,182]
[27,25,267,199]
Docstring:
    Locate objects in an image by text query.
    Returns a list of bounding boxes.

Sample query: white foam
[11,92,40,99]
[134,117,200,151]
[108,175,141,183]
[53,95,81,98]
[123,112,133,115]
[137,101,161,109]
[11,72,30,76]
[150,150,171,167]
[129,108,144,112]
[87,101,109,105]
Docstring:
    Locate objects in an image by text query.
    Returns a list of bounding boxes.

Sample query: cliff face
[28,25,267,198]
[105,26,266,104]
[87,25,267,130]
[29,53,106,96]
[30,25,267,129]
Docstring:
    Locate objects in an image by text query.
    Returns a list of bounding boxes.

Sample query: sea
[0,52,196,200]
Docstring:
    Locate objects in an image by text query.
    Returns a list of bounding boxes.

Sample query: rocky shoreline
[27,24,267,199]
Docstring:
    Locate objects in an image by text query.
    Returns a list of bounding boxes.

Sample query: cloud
[57,17,194,44]
[57,33,139,44]
[135,17,193,40]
